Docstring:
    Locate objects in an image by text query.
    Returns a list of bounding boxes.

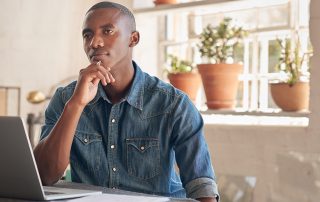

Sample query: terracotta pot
[168,72,201,103]
[270,82,309,111]
[197,63,242,109]
[154,0,177,5]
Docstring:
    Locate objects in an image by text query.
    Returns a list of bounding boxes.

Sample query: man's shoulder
[133,62,184,99]
[53,80,77,103]
[140,71,195,113]
[139,71,202,125]
[62,80,77,90]
[143,72,184,99]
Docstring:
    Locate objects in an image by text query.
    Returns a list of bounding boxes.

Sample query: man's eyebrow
[82,24,115,36]
[100,23,115,29]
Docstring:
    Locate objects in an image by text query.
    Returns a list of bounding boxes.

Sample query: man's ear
[129,31,140,47]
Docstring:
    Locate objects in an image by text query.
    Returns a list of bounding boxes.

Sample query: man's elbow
[40,173,60,186]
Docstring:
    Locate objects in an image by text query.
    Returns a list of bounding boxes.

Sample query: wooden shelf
[133,0,288,15]
[134,0,240,15]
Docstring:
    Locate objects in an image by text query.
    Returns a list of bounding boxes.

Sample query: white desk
[0,181,197,202]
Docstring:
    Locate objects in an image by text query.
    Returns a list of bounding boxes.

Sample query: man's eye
[83,33,92,39]
[104,29,114,35]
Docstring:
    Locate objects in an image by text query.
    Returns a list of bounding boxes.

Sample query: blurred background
[0,0,319,201]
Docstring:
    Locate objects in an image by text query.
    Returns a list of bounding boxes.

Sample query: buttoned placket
[108,104,120,189]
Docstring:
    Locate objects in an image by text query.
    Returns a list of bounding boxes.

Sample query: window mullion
[242,39,250,110]
[250,34,259,110]
[259,38,270,110]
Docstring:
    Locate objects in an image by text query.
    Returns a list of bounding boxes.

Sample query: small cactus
[275,35,313,85]
[197,17,249,64]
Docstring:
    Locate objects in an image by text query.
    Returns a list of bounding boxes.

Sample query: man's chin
[90,58,112,68]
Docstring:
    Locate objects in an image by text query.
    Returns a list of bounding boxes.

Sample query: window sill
[201,108,309,127]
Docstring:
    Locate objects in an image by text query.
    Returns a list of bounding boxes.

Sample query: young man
[34,2,219,202]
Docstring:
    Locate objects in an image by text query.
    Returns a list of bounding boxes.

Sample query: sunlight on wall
[202,114,309,126]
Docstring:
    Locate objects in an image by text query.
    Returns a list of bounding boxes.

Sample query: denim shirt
[40,61,219,199]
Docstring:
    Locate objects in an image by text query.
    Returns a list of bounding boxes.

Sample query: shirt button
[112,167,117,172]
[84,138,88,143]
[140,146,145,150]
[110,145,115,149]
[111,119,116,123]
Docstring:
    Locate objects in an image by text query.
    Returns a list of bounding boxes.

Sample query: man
[34,2,219,202]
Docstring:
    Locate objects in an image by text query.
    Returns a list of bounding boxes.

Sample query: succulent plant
[275,36,313,85]
[166,54,195,74]
[198,17,248,64]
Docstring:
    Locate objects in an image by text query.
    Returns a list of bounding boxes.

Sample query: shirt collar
[91,61,144,111]
[126,61,144,111]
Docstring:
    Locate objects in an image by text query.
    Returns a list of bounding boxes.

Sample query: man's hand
[34,61,115,185]
[70,61,115,107]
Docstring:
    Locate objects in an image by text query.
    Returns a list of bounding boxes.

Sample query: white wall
[134,13,159,76]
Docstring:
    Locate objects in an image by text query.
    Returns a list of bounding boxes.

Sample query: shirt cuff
[185,177,219,201]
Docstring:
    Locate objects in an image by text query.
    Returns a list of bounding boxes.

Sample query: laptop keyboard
[45,191,63,195]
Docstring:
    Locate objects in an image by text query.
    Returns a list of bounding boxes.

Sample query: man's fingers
[107,71,115,83]
[79,62,115,85]
[92,78,100,86]
[96,71,107,86]
[95,64,115,84]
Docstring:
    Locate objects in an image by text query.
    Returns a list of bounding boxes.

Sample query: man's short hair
[87,1,136,31]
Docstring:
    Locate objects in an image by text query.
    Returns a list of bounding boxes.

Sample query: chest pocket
[126,138,160,180]
[71,131,103,171]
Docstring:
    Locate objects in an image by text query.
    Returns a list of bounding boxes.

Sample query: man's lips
[90,53,109,62]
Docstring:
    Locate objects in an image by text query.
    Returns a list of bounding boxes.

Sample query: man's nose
[90,36,104,48]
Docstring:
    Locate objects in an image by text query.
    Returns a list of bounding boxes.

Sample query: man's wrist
[66,98,86,111]
[65,99,86,116]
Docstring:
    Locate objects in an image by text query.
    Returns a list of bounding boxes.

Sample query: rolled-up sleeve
[185,177,219,200]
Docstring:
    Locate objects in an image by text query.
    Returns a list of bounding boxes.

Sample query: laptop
[0,116,102,200]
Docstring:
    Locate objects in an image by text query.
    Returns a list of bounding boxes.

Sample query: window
[133,0,310,126]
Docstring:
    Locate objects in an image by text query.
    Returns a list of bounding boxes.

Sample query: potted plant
[154,0,177,6]
[270,36,313,111]
[197,17,248,109]
[166,54,201,103]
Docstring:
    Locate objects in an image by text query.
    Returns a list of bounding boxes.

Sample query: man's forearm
[34,99,84,185]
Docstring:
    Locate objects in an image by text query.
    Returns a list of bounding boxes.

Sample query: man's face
[82,8,133,69]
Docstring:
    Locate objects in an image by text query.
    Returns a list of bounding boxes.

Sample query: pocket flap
[74,130,102,145]
[126,138,159,153]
